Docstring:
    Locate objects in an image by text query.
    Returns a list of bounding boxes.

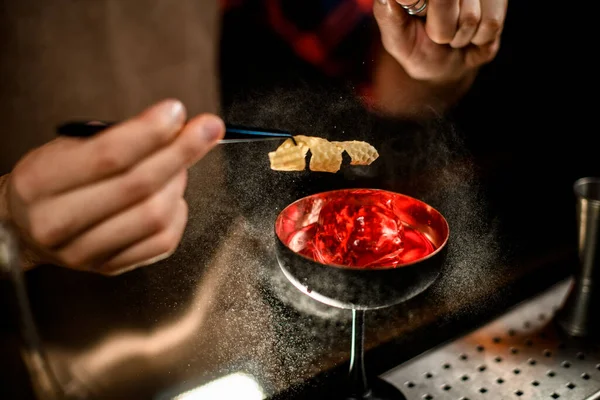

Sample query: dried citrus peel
[268,135,379,173]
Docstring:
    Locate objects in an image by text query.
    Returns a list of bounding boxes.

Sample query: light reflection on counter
[167,372,264,400]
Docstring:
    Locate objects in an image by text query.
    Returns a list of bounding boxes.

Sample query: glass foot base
[345,377,407,400]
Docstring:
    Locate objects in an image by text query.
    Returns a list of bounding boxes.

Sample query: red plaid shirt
[220,0,377,100]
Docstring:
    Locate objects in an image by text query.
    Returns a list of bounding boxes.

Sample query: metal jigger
[556,177,600,338]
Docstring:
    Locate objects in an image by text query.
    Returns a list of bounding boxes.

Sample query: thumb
[373,0,418,62]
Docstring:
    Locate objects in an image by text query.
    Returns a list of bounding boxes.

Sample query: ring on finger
[400,0,428,15]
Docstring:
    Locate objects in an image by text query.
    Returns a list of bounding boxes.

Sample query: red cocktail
[280,189,436,268]
[274,189,449,400]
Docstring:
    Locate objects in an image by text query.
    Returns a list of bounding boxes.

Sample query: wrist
[0,174,11,222]
[371,48,479,118]
[425,68,479,109]
[0,174,43,271]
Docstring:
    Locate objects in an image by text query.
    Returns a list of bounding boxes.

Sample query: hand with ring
[374,0,508,84]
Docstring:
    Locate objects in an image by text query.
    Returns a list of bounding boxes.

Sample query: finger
[426,0,461,45]
[55,171,187,269]
[374,0,416,61]
[13,99,186,202]
[464,38,501,68]
[471,0,507,46]
[99,198,189,276]
[27,114,223,248]
[394,0,428,16]
[449,0,481,48]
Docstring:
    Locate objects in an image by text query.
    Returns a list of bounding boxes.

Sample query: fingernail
[200,115,225,142]
[154,99,185,125]
[378,0,387,4]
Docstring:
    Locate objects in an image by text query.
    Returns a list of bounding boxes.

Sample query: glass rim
[574,177,600,203]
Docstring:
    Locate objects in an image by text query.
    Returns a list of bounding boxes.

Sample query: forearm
[370,46,477,119]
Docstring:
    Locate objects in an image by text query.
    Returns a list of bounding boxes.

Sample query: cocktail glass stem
[349,309,371,399]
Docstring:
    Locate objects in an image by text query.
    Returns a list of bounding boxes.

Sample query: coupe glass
[274,189,449,400]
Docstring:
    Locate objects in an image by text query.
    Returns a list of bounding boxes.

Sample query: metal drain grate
[381,278,600,400]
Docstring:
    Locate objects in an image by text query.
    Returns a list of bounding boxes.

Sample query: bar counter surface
[1,79,597,400]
